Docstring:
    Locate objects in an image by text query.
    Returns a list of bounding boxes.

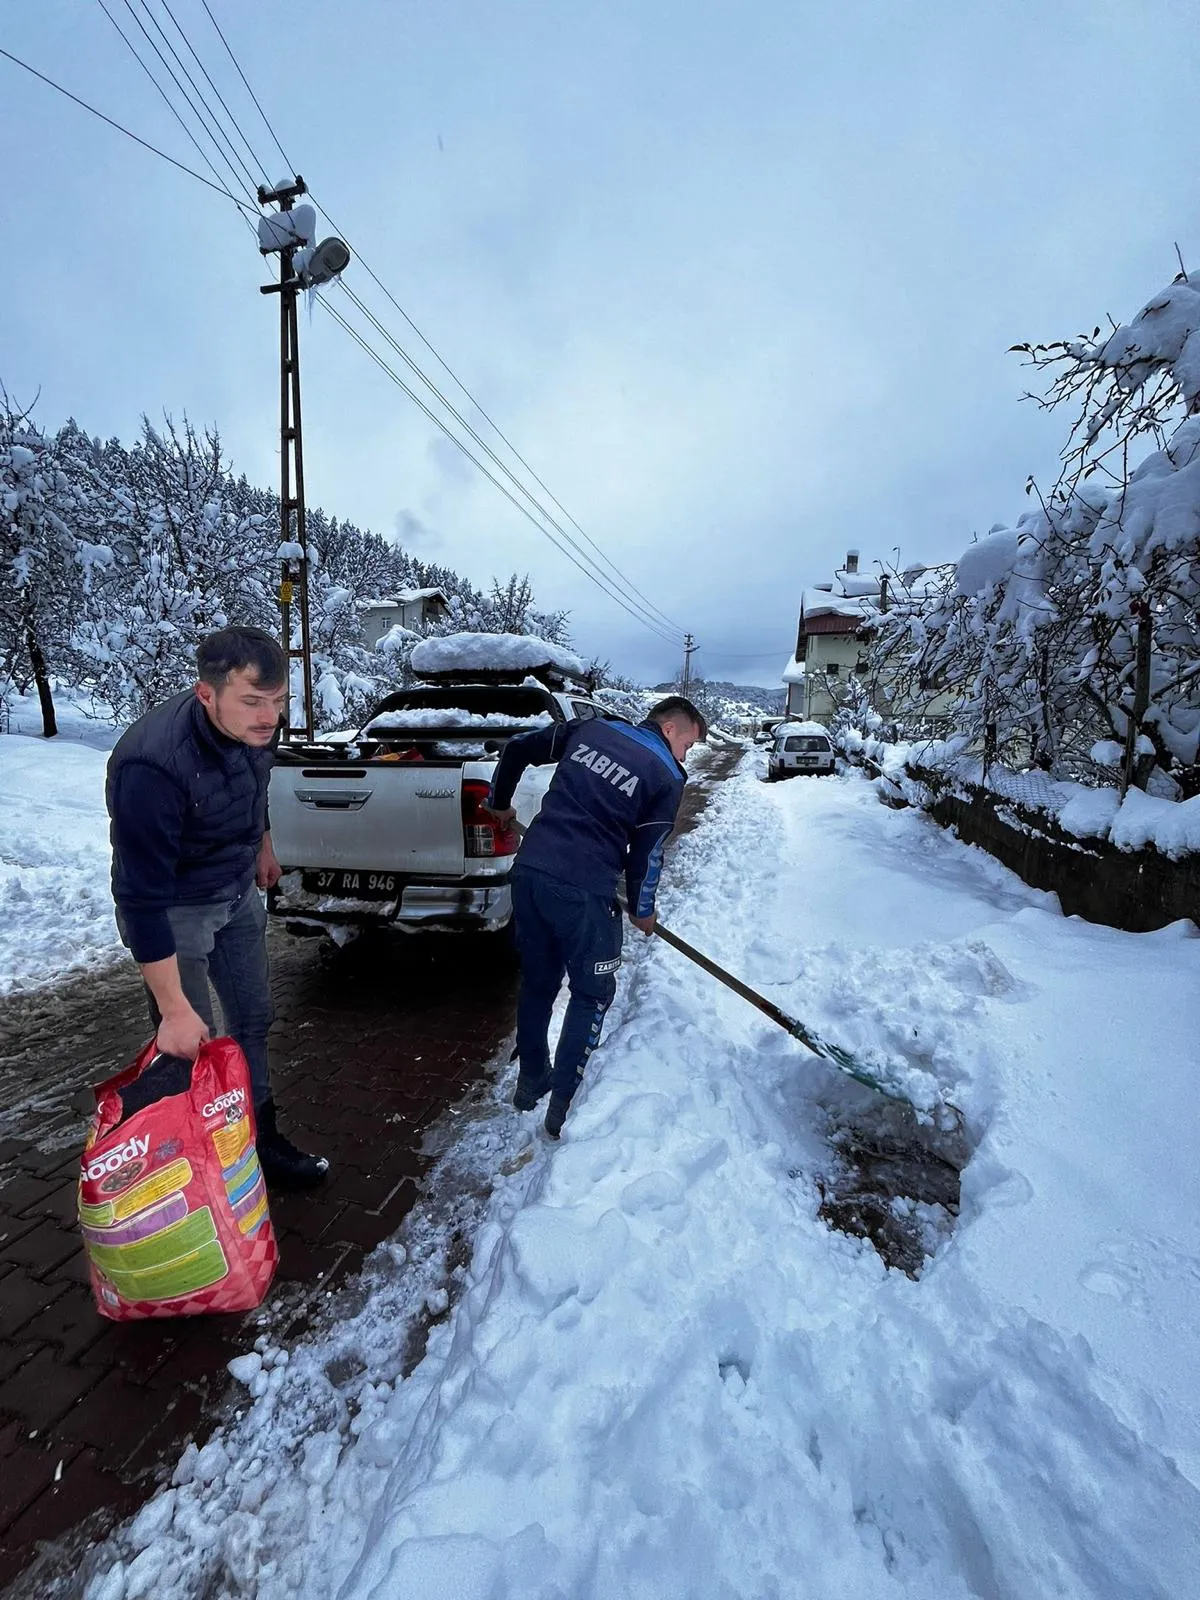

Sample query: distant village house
[783,550,878,722]
[358,588,450,649]
[782,550,935,724]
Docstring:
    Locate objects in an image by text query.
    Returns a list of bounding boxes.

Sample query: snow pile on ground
[410,633,586,681]
[76,757,1200,1600]
[0,690,123,995]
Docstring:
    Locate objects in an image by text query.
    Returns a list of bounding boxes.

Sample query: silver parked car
[766,721,836,779]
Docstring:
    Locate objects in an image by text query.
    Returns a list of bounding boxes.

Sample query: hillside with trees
[0,403,593,734]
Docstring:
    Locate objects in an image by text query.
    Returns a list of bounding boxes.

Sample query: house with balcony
[358,588,450,650]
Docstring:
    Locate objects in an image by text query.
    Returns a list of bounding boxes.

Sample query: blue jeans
[120,881,274,1108]
[511,864,623,1105]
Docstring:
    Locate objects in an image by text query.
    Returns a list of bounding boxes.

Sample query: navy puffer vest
[107,690,273,910]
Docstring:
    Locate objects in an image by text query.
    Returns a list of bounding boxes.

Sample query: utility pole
[257,178,350,741]
[680,633,697,698]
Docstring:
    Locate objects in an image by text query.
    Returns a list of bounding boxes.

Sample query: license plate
[302,869,400,899]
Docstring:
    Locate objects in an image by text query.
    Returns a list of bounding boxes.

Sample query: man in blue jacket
[106,626,328,1189]
[486,695,706,1138]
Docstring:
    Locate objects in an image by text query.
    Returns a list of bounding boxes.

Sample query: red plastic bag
[78,1037,278,1321]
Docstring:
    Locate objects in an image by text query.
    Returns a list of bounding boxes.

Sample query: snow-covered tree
[72,418,274,720]
[0,398,93,736]
[869,265,1200,795]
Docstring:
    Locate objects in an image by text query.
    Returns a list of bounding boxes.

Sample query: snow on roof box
[410,632,587,684]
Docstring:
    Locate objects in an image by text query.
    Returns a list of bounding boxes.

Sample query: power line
[95,0,255,208]
[337,281,685,644]
[313,204,688,639]
[101,0,257,205]
[200,0,294,174]
[0,43,256,210]
[126,0,262,197]
[129,3,690,647]
[189,6,686,640]
[317,294,685,646]
[156,0,270,190]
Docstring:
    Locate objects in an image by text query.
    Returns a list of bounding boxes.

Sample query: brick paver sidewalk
[0,930,518,1594]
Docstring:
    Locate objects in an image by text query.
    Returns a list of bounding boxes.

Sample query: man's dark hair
[647,695,707,741]
[196,626,287,690]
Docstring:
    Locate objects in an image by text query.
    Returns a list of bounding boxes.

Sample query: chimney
[845,549,859,574]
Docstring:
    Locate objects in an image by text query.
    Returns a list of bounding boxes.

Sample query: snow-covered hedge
[837,726,1200,860]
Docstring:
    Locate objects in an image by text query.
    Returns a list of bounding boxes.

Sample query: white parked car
[766,721,836,779]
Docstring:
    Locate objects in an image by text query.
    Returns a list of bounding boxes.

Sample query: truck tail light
[462,780,519,858]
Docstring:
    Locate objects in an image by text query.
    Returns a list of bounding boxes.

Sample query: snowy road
[83,759,1200,1600]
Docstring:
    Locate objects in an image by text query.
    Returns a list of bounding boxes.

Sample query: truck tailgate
[269,762,467,877]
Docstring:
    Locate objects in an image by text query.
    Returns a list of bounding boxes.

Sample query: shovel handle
[652,922,814,1046]
[652,920,910,1103]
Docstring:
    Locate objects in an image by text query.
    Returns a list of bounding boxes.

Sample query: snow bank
[410,633,586,681]
[840,727,1200,860]
[79,764,1200,1599]
[0,693,123,994]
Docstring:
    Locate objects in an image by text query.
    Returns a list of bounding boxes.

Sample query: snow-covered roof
[801,588,876,623]
[839,574,881,598]
[782,655,805,684]
[410,631,586,681]
[359,588,449,611]
[775,719,829,737]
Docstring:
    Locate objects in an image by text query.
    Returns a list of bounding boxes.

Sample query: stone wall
[862,755,1200,934]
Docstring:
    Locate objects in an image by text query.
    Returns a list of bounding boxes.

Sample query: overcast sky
[3,0,1198,686]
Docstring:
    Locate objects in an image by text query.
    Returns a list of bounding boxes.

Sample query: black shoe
[255,1099,330,1190]
[543,1094,570,1140]
[513,1072,551,1112]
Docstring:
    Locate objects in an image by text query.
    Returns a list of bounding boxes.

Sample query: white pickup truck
[267,674,609,937]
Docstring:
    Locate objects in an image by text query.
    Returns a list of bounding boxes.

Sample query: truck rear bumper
[268,871,514,934]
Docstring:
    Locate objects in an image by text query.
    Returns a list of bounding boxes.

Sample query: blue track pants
[510,864,623,1105]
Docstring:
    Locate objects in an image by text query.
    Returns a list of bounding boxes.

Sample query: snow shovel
[651,920,917,1108]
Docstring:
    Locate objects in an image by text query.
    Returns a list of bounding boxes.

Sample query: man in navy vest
[486,695,706,1138]
[106,626,328,1189]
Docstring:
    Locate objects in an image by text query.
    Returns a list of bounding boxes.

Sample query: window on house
[826,663,840,677]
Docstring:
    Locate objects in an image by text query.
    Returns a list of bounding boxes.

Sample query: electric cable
[103,0,691,646]
[127,0,262,197]
[336,281,686,644]
[317,293,685,646]
[189,5,686,639]
[156,0,270,190]
[316,214,688,639]
[95,0,256,208]
[104,0,257,205]
[200,0,294,174]
[0,43,256,211]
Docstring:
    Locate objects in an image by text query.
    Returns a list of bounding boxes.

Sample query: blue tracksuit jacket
[489,716,687,917]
